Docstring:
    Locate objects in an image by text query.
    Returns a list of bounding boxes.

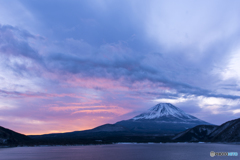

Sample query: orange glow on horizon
[25,127,93,136]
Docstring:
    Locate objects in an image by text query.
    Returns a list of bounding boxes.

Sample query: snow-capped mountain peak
[116,103,211,135]
[132,103,197,121]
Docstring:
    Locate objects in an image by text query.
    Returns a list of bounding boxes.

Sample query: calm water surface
[0,143,239,160]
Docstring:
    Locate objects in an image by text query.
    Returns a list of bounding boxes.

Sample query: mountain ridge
[172,125,218,142]
[0,126,32,146]
[208,118,240,142]
[171,118,240,142]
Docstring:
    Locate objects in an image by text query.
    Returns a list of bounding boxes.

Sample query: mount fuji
[115,103,212,135]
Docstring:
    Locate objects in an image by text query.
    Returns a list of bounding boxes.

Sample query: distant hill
[172,125,218,142]
[0,126,32,146]
[208,118,240,142]
[172,118,240,143]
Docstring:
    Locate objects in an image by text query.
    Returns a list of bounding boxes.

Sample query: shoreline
[1,141,240,148]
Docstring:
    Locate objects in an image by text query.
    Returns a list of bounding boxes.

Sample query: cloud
[1,0,240,134]
[0,24,38,58]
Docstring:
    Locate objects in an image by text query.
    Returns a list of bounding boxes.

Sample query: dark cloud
[0,24,41,59]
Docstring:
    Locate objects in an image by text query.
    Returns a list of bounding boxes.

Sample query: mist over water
[0,143,239,160]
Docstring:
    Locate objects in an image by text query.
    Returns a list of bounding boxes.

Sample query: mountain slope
[0,126,32,146]
[90,124,130,132]
[116,103,212,135]
[29,124,139,145]
[208,118,240,142]
[172,118,240,142]
[30,124,131,140]
[172,125,218,142]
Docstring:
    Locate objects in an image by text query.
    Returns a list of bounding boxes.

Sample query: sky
[0,0,240,135]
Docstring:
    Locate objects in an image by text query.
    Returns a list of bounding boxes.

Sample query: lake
[0,143,239,160]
